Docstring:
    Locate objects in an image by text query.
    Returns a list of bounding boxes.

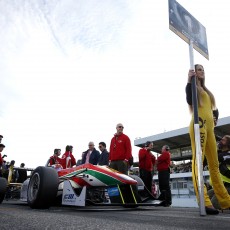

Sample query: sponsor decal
[199,117,206,151]
[107,187,119,197]
[63,193,76,203]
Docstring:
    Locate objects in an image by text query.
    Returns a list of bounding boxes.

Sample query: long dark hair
[189,64,216,112]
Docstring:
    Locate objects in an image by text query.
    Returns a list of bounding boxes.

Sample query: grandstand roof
[134,116,230,156]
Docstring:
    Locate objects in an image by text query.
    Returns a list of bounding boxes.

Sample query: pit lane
[1,200,230,230]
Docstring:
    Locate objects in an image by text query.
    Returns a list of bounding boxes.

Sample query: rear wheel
[129,175,146,196]
[130,175,145,187]
[27,166,58,209]
[0,177,7,203]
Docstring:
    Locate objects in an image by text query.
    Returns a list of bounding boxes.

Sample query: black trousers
[109,160,128,175]
[140,169,152,194]
[158,169,172,205]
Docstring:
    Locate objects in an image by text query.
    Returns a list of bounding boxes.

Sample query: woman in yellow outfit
[186,64,230,214]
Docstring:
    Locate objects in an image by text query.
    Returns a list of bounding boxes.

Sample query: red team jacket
[157,150,171,171]
[49,155,63,166]
[109,133,132,162]
[139,148,156,172]
[61,151,76,169]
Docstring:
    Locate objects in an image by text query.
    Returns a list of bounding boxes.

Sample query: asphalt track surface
[0,200,230,230]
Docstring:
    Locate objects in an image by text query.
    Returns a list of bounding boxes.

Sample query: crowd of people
[47,123,132,174]
[138,142,172,206]
[171,162,192,173]
[46,129,172,207]
[0,135,27,183]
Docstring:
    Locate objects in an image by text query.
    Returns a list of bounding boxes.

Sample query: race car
[0,163,163,209]
[0,165,33,202]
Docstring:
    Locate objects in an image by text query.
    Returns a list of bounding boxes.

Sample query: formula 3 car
[0,165,33,202]
[1,163,163,209]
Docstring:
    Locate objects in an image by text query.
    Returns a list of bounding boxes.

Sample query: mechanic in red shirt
[109,123,132,175]
[49,149,62,166]
[61,145,76,169]
[157,145,172,206]
[139,141,156,195]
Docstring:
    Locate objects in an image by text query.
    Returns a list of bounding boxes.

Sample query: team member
[98,142,109,166]
[139,141,156,195]
[109,123,132,175]
[157,145,172,206]
[17,163,27,183]
[62,145,76,169]
[82,142,100,165]
[186,64,230,214]
[49,149,62,166]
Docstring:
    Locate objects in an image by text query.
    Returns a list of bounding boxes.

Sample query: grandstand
[134,116,230,161]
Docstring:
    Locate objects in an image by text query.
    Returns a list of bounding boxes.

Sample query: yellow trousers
[189,90,230,209]
[189,115,230,209]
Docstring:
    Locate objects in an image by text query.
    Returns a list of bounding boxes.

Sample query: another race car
[0,163,163,209]
[0,165,33,202]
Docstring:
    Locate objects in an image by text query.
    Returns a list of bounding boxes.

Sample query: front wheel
[27,166,58,209]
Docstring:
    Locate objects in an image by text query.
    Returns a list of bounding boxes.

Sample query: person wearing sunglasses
[109,123,132,175]
[98,142,109,166]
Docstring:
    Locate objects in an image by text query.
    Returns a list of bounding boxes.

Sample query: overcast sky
[0,0,229,168]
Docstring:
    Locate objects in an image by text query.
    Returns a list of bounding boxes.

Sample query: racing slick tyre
[129,175,146,195]
[27,166,58,209]
[0,177,7,203]
[130,175,145,188]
